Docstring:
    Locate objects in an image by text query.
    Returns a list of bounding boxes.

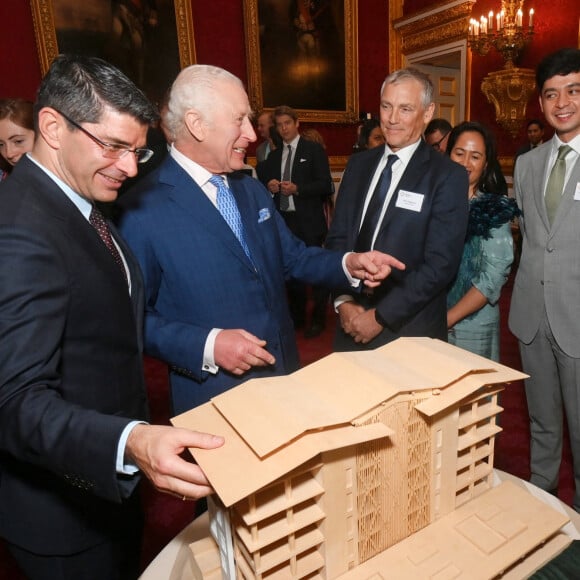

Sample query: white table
[139,469,580,579]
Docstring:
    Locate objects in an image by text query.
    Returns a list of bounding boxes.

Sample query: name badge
[396,190,424,212]
[574,182,580,201]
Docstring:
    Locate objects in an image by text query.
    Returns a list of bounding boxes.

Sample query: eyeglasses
[56,110,154,164]
[430,131,450,152]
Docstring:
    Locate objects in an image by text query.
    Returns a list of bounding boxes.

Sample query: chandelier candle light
[468,1,536,138]
[469,1,534,67]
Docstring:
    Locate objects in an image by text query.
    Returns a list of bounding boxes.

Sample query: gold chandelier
[469,0,534,67]
[468,1,536,137]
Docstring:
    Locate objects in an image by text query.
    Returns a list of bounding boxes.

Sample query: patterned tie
[209,175,252,260]
[355,154,399,252]
[279,144,293,212]
[545,144,572,225]
[89,206,127,281]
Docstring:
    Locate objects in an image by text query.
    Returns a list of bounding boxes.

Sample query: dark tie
[209,174,252,260]
[89,206,127,281]
[355,154,399,251]
[280,144,292,212]
[545,144,572,225]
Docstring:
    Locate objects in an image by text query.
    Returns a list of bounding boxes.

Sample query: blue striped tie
[209,175,252,260]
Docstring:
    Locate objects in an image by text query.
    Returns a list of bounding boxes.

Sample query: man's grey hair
[165,64,244,139]
[380,67,434,110]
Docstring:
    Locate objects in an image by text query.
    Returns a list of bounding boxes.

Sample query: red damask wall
[0,0,577,157]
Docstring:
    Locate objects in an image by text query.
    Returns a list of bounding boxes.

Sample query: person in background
[255,110,274,162]
[301,127,326,148]
[354,117,385,152]
[509,48,580,511]
[301,126,335,307]
[256,124,283,183]
[446,121,519,361]
[424,117,452,153]
[514,119,545,164]
[0,98,35,175]
[260,105,335,338]
[117,64,405,414]
[0,55,224,580]
[325,67,469,351]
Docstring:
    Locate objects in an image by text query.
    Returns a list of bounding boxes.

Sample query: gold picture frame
[243,0,359,123]
[30,0,196,102]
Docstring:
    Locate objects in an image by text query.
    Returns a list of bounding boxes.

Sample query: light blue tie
[209,175,252,259]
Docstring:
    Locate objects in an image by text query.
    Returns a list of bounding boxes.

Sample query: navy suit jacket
[0,157,147,555]
[258,136,333,244]
[118,156,348,413]
[326,140,469,350]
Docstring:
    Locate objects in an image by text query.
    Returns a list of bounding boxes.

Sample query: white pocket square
[258,208,271,223]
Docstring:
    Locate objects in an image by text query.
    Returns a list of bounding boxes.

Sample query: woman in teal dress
[446,121,519,361]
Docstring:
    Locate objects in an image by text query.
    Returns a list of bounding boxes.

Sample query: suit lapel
[160,160,255,270]
[21,158,133,293]
[550,151,580,233]
[378,141,430,233]
[351,148,384,246]
[529,144,552,231]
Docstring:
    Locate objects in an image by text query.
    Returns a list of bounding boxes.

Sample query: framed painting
[243,0,359,123]
[30,0,196,104]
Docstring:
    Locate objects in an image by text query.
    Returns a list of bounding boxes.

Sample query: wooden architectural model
[172,338,571,579]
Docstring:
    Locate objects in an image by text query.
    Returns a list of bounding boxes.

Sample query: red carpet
[0,272,574,578]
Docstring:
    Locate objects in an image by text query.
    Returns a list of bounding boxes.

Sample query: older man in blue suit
[118,65,404,414]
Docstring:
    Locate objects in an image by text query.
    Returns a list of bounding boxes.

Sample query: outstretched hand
[126,424,224,501]
[345,251,405,287]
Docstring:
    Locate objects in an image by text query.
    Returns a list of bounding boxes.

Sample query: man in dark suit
[259,105,334,336]
[0,55,223,580]
[326,67,469,351]
[117,65,404,415]
[514,118,545,165]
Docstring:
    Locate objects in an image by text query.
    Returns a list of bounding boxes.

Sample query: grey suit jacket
[509,139,580,356]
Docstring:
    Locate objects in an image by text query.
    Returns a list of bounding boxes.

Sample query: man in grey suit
[509,47,580,510]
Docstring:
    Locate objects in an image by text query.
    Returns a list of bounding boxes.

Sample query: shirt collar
[382,138,422,166]
[552,134,580,157]
[170,144,222,188]
[284,135,301,149]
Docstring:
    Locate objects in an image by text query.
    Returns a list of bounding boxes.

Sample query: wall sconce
[481,68,535,137]
[468,1,536,137]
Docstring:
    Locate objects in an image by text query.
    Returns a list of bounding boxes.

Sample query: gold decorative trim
[389,1,474,119]
[30,0,196,76]
[392,1,475,67]
[29,0,58,74]
[329,155,350,173]
[481,67,536,138]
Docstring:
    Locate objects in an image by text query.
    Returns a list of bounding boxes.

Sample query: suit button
[547,247,554,253]
[541,280,544,285]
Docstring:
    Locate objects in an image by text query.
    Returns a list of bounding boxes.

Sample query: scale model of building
[172,337,571,579]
